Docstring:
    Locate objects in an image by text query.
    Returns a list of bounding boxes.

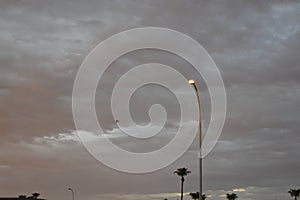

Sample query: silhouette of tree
[288,189,300,200]
[226,193,238,200]
[18,195,27,199]
[189,192,199,200]
[189,192,207,200]
[174,167,191,200]
[31,193,40,199]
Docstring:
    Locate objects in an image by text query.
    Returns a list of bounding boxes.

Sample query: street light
[188,79,202,200]
[68,188,74,200]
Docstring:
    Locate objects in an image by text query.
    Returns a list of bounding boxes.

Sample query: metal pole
[68,188,74,200]
[190,81,202,200]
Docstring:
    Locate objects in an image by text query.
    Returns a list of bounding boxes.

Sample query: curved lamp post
[68,188,74,200]
[188,79,202,200]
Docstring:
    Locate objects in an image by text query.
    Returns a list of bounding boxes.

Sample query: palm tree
[31,193,40,199]
[174,167,191,200]
[226,193,238,200]
[288,189,300,200]
[189,192,199,200]
[189,192,207,200]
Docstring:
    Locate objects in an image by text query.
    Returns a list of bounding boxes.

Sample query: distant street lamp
[188,79,203,200]
[68,188,74,200]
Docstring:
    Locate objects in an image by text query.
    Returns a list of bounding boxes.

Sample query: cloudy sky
[0,0,300,200]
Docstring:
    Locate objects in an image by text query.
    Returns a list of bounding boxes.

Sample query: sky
[0,0,300,200]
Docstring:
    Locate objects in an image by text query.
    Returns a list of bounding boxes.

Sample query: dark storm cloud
[0,1,299,200]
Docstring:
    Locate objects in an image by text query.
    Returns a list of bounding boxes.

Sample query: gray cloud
[0,0,299,200]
